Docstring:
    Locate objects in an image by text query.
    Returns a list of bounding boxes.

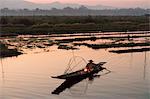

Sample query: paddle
[104,68,111,72]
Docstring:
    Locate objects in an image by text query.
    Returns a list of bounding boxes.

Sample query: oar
[104,68,111,72]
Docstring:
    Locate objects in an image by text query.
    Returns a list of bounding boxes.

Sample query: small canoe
[51,62,106,79]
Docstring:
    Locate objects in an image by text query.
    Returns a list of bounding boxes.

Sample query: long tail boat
[51,62,107,79]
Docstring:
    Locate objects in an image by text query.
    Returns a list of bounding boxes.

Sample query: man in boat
[85,60,97,72]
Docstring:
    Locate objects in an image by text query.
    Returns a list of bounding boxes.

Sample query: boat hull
[52,62,106,79]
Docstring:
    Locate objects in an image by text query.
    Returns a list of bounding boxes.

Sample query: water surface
[0,44,150,99]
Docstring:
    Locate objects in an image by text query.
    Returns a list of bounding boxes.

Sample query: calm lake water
[0,45,150,99]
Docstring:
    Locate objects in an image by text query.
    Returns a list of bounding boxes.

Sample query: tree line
[0,16,149,35]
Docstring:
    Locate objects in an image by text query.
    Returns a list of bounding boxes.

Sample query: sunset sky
[25,0,149,7]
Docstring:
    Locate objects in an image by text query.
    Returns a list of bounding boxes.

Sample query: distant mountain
[1,7,149,16]
[0,0,115,9]
[87,5,115,10]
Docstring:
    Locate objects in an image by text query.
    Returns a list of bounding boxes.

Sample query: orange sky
[25,0,148,7]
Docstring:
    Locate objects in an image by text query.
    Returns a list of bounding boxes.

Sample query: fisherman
[85,60,97,72]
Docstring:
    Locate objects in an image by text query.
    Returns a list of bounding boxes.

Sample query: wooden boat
[51,62,106,79]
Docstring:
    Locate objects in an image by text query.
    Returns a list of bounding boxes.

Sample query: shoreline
[109,47,150,54]
[0,31,149,58]
[0,43,22,58]
[0,49,22,58]
[1,31,149,37]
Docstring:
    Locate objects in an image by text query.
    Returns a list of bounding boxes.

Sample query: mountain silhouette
[0,0,115,9]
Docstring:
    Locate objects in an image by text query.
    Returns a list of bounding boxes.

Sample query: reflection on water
[0,59,5,81]
[0,46,150,99]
